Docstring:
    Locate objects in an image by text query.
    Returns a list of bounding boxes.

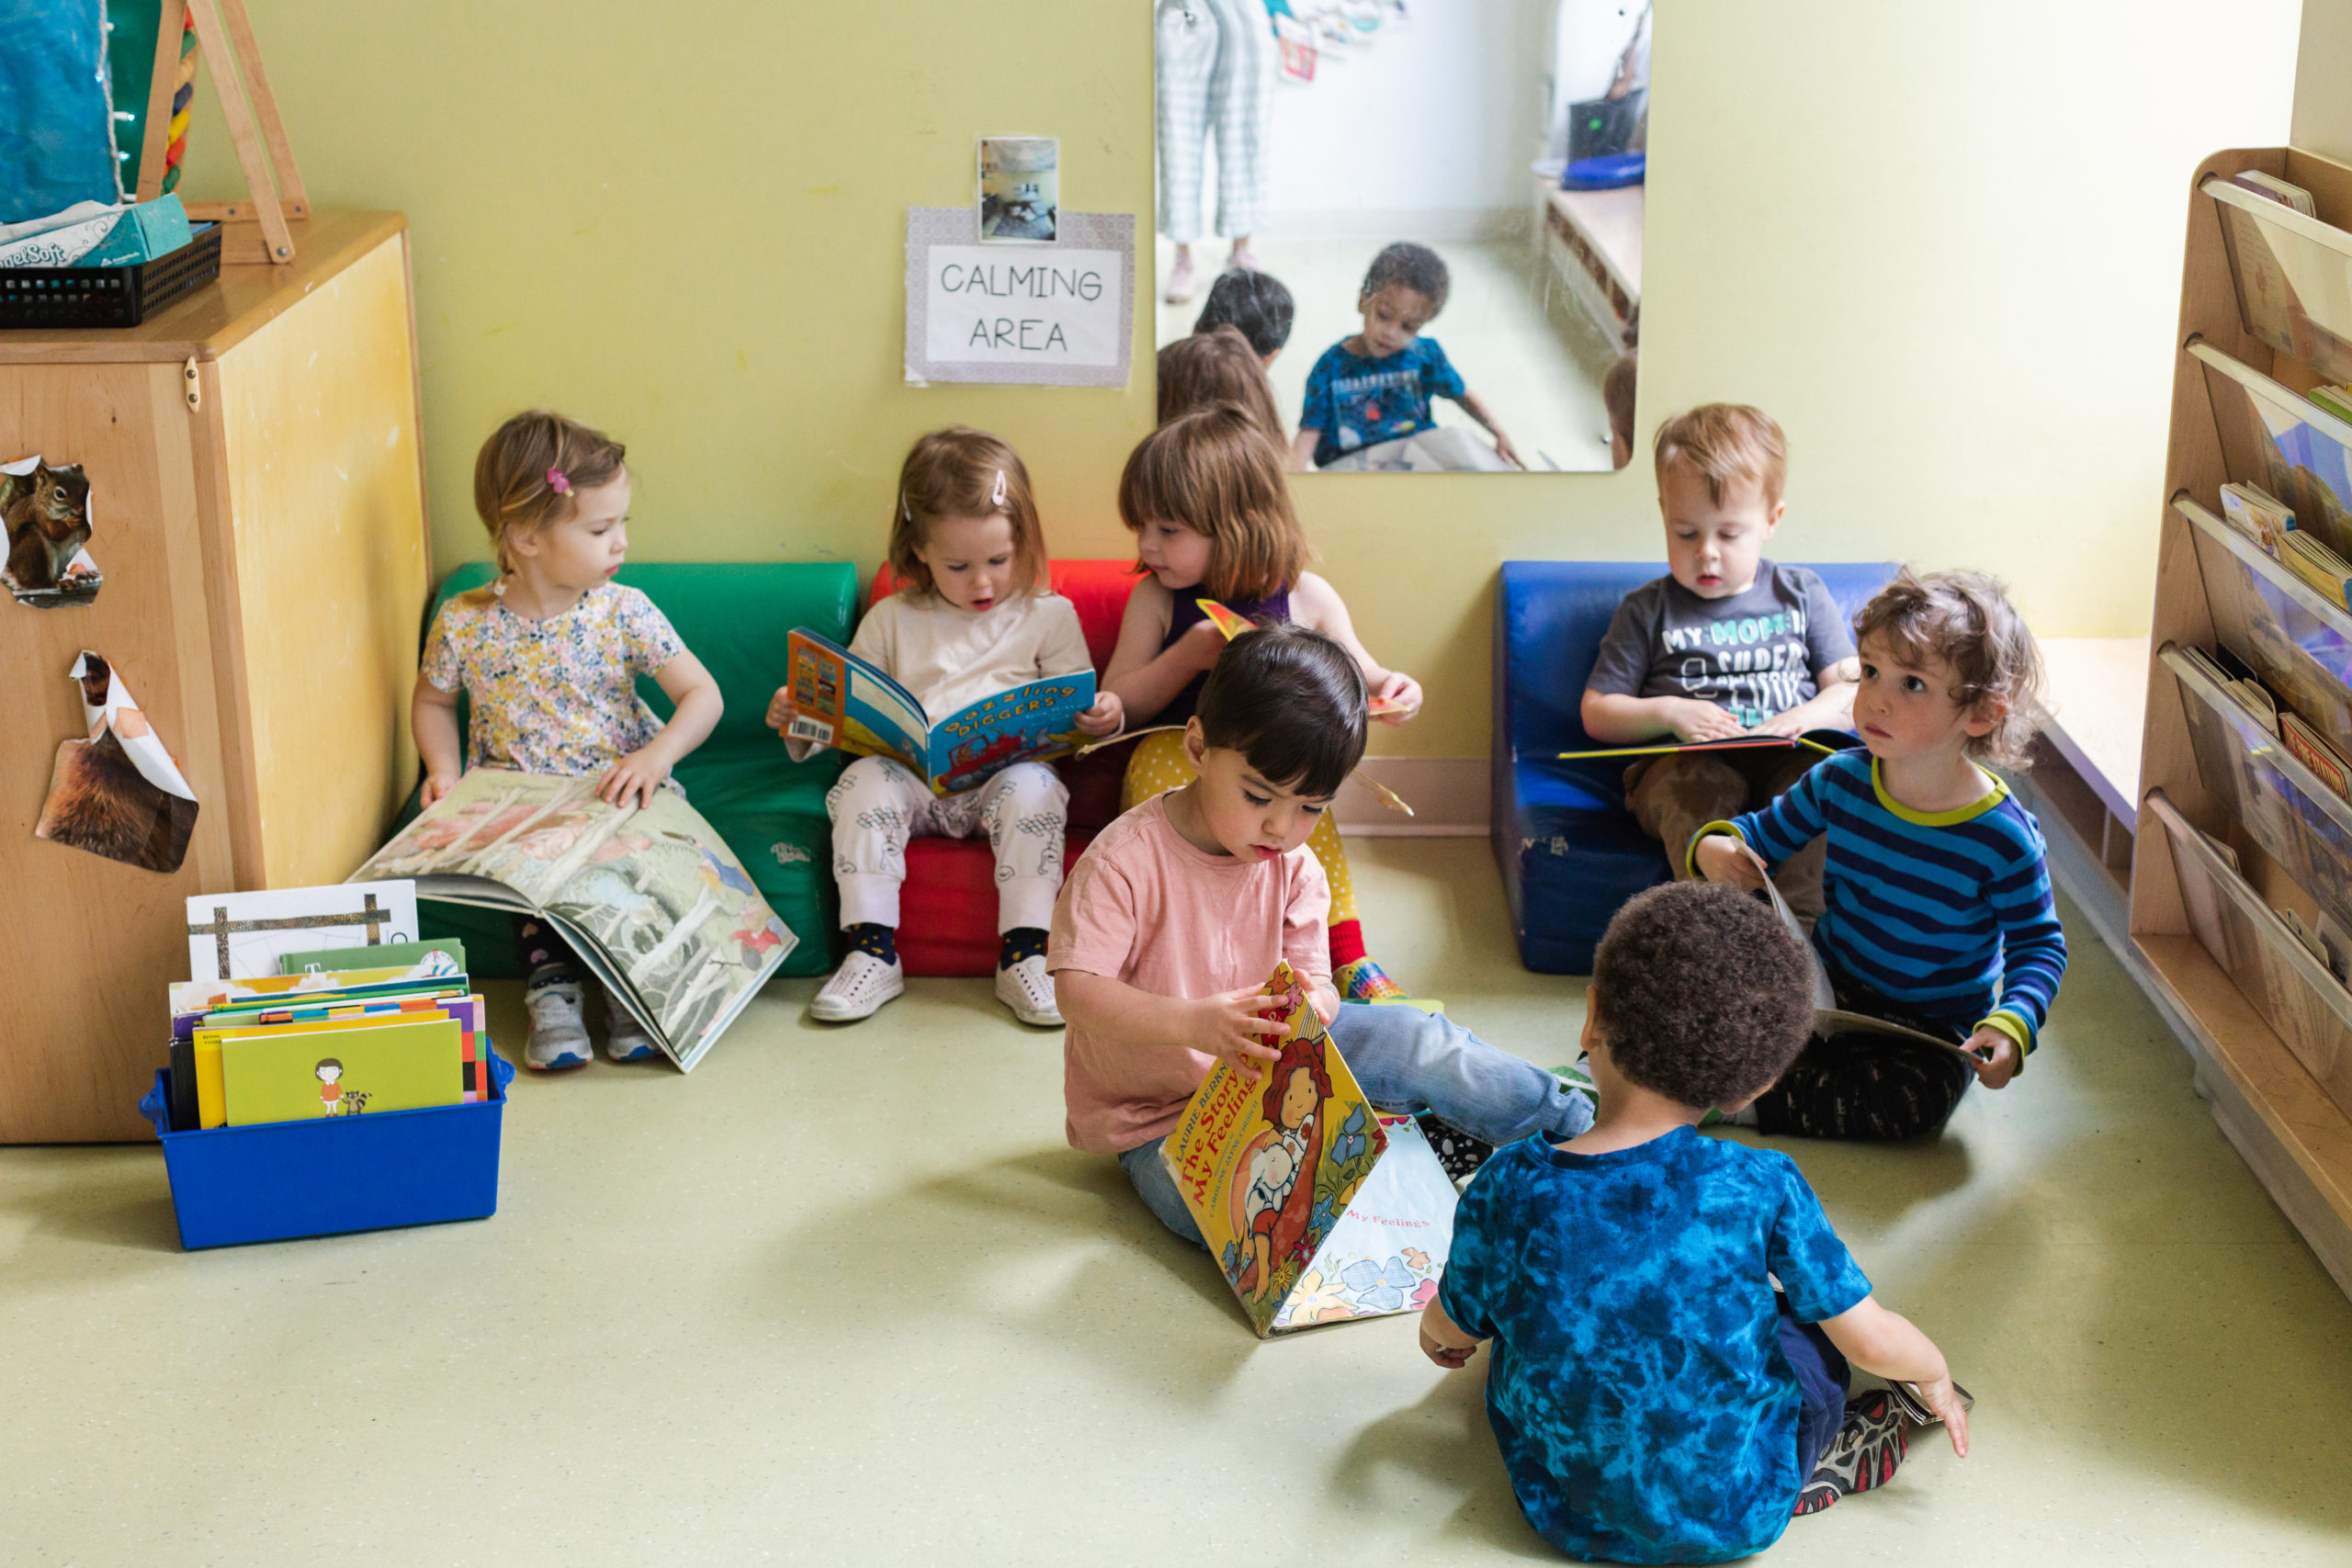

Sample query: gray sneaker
[602,988,664,1062]
[524,980,592,1069]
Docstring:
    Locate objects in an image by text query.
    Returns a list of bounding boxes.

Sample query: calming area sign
[904,207,1134,388]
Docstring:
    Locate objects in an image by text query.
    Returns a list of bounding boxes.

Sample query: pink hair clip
[546,467,571,495]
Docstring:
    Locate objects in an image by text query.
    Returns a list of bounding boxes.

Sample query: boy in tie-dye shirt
[1420,884,1970,1562]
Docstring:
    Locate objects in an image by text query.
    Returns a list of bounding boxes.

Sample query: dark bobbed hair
[1590,882,1816,1112]
[1193,269,1295,357]
[1362,242,1450,315]
[1195,622,1367,801]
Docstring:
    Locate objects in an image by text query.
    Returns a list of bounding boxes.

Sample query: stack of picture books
[2284,529,2352,610]
[2219,480,2296,558]
[2231,170,2318,216]
[2177,642,2352,801]
[164,941,490,1133]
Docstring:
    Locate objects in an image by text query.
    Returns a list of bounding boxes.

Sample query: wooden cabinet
[0,212,429,1143]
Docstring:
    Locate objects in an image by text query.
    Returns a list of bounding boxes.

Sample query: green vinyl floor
[4,840,2349,1565]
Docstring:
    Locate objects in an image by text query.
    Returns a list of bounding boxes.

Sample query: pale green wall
[183,1,2301,761]
[2297,0,2352,163]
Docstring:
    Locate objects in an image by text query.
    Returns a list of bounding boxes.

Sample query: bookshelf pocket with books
[2145,790,2352,1119]
[2134,147,2352,1300]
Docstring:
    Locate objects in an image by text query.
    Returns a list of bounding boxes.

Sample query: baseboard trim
[1338,757,1487,837]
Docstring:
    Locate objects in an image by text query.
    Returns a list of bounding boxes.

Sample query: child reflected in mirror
[1293,243,1522,470]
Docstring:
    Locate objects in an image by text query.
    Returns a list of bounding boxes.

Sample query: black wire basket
[0,223,224,330]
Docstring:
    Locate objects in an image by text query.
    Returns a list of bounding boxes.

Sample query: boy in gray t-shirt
[1581,405,1859,919]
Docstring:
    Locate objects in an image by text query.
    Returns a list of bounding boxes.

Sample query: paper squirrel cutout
[35,650,198,873]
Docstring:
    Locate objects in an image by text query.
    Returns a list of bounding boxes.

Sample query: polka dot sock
[998,926,1049,970]
[845,922,898,964]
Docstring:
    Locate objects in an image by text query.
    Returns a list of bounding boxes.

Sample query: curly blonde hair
[1852,567,2045,769]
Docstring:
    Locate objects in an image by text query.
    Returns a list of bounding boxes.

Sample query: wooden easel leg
[183,0,296,264]
[134,0,187,204]
[212,0,309,216]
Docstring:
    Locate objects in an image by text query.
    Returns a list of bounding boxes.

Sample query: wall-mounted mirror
[1153,0,1646,473]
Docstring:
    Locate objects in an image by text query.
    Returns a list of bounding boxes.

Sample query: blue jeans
[1778,1296,1851,1481]
[1117,1002,1596,1247]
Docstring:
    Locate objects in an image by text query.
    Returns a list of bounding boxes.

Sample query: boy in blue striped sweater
[1692,569,2064,1139]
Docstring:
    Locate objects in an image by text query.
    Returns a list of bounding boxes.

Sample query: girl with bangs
[1103,403,1423,1002]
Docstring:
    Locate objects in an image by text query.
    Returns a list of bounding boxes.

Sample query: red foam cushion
[897,829,1101,976]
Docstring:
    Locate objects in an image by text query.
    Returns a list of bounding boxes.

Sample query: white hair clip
[900,491,911,524]
[991,469,1008,508]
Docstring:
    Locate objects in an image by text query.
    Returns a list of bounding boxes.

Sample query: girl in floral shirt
[413,410,722,1069]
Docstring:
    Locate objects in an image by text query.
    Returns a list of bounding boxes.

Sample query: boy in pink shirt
[1051,623,1593,1243]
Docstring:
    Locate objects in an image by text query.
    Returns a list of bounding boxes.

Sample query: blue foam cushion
[1491,560,1894,974]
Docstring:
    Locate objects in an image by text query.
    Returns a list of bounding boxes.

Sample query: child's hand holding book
[1371,671,1422,725]
[1187,984,1301,1081]
[1962,1027,2018,1089]
[763,684,799,737]
[1664,697,1750,743]
[1074,691,1125,737]
[1693,833,1769,889]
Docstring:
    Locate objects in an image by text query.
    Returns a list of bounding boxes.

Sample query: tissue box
[77,194,193,267]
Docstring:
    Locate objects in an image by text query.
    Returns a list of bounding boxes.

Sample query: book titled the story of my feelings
[1159,962,1463,1337]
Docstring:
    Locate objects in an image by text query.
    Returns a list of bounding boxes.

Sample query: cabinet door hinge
[183,357,201,412]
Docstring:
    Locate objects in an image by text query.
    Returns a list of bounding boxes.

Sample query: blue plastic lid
[1563,152,1645,191]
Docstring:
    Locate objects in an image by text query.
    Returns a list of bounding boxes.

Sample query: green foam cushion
[413,561,858,977]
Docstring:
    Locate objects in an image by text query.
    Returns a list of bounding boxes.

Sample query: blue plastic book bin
[138,1051,515,1249]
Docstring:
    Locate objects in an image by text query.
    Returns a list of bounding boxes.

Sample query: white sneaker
[809,950,904,1022]
[603,989,664,1062]
[995,954,1063,1027]
[524,981,592,1070]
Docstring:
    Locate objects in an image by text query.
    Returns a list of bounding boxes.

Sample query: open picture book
[784,627,1094,795]
[350,771,797,1071]
[1752,864,1984,1062]
[1160,961,1462,1337]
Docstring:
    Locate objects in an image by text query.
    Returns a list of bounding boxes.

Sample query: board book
[220,1015,466,1127]
[351,772,797,1072]
[1159,961,1461,1337]
[277,939,465,976]
[175,980,487,1130]
[1557,728,1855,762]
[783,627,1094,795]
